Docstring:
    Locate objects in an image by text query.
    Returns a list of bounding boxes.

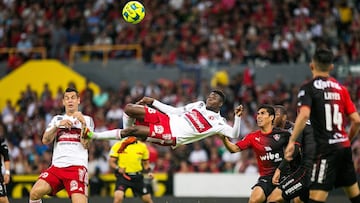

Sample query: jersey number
[325,104,343,131]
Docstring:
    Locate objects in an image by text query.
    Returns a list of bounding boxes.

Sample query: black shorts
[310,147,357,191]
[252,176,276,197]
[115,172,150,196]
[0,181,7,197]
[279,166,310,201]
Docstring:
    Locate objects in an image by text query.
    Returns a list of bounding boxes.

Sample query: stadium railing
[68,44,142,67]
[0,47,47,59]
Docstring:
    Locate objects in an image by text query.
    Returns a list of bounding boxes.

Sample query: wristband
[5,170,10,175]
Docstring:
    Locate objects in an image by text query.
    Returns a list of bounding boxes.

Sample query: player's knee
[249,195,266,203]
[29,187,44,200]
[114,191,124,203]
[267,195,283,203]
[141,194,153,203]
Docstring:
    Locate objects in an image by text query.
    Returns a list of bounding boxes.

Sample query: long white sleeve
[92,129,122,140]
[228,116,241,139]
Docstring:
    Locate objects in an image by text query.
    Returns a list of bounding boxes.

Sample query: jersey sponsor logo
[273,134,280,141]
[259,152,281,161]
[284,182,302,195]
[313,79,341,90]
[57,130,81,142]
[40,172,49,178]
[70,180,78,191]
[281,178,294,188]
[154,125,164,134]
[147,107,157,114]
[264,146,272,151]
[317,159,327,183]
[328,133,348,144]
[255,137,260,142]
[184,109,212,133]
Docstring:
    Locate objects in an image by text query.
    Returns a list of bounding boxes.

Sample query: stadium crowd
[2,0,360,72]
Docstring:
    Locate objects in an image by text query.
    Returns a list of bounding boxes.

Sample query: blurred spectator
[16,33,32,57]
[89,167,105,196]
[188,142,208,170]
[50,22,67,60]
[6,53,24,74]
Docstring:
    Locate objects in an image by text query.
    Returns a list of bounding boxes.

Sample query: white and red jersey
[152,100,241,147]
[45,114,94,168]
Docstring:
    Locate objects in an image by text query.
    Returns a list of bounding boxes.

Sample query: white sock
[29,200,42,203]
[93,129,122,140]
[123,113,135,128]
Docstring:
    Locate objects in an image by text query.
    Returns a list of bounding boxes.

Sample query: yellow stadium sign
[0,60,100,110]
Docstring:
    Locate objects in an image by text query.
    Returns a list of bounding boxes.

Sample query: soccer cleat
[118,136,137,153]
[81,127,94,139]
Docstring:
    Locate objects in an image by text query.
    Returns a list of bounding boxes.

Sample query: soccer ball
[122,1,145,24]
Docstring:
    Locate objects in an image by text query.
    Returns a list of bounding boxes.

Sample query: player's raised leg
[83,125,150,141]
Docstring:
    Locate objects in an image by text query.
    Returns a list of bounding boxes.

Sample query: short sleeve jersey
[297,76,356,152]
[46,114,94,168]
[236,128,290,176]
[109,140,149,173]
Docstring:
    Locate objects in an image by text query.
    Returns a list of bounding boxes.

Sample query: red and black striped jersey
[297,76,357,153]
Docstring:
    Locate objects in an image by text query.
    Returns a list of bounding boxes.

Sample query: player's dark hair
[273,105,287,117]
[64,87,79,97]
[211,89,226,103]
[257,104,275,119]
[312,48,334,71]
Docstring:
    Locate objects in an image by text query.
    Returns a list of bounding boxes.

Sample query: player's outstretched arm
[220,135,241,153]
